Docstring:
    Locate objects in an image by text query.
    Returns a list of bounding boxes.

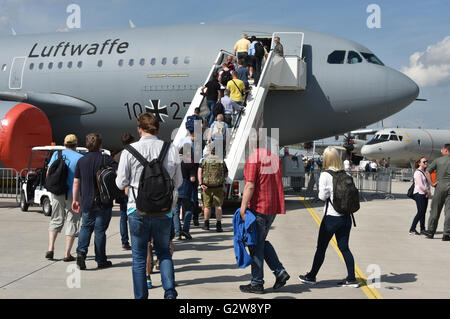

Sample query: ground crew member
[423,144,450,241]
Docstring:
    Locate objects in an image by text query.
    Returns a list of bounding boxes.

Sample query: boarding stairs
[173,32,307,182]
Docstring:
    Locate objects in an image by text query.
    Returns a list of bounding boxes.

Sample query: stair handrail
[173,49,234,147]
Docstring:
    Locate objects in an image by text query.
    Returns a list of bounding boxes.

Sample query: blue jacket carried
[233,208,258,268]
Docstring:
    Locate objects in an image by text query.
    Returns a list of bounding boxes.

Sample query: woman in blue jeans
[410,157,430,235]
[299,147,359,288]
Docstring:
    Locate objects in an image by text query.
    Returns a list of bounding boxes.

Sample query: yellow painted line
[299,196,383,299]
[147,74,167,78]
[167,74,189,77]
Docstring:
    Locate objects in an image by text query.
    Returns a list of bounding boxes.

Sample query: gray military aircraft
[361,128,450,167]
[0,24,419,172]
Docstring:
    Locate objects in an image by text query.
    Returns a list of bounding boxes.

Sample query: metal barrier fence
[0,168,20,201]
[350,170,394,201]
[298,169,394,201]
[282,176,305,192]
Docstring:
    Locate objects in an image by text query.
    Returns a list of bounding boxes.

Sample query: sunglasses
[422,161,428,164]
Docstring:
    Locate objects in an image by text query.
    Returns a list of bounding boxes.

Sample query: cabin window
[39,63,44,70]
[151,58,156,65]
[140,58,145,66]
[1,64,6,71]
[162,57,167,65]
[360,52,384,66]
[327,50,346,64]
[48,62,53,70]
[29,63,34,70]
[184,56,191,64]
[129,59,134,67]
[57,62,63,69]
[77,61,82,69]
[97,60,103,68]
[347,51,362,64]
[173,57,178,65]
[67,61,73,69]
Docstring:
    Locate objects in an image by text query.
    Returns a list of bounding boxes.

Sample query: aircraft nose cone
[361,145,382,158]
[388,69,419,110]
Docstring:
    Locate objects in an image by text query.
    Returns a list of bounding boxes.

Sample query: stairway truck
[226,180,246,200]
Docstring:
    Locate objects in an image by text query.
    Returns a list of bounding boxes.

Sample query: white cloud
[401,36,450,87]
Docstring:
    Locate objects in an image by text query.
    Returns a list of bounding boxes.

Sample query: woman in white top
[409,157,431,235]
[299,146,358,287]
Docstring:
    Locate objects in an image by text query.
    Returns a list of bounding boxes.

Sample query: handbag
[406,182,415,199]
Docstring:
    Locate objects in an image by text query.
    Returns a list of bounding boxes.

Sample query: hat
[64,134,78,145]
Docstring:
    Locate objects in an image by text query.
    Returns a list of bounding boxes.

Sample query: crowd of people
[39,33,450,299]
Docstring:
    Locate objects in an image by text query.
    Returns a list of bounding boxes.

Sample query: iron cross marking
[145,99,169,122]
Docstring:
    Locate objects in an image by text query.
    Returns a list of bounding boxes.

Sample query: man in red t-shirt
[238,140,290,294]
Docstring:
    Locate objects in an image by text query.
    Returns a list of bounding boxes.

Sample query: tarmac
[1,180,449,299]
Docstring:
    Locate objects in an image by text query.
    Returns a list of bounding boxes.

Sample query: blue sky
[1,0,449,131]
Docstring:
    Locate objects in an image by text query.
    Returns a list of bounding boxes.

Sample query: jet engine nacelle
[0,102,52,172]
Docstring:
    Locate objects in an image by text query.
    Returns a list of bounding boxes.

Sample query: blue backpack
[185,115,202,132]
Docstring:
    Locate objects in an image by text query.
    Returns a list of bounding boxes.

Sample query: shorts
[203,187,224,208]
[48,193,81,237]
[237,52,248,66]
[247,55,256,67]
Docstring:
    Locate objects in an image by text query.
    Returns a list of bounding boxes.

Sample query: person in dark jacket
[72,133,118,270]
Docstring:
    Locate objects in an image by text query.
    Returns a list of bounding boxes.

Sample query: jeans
[309,215,355,280]
[248,212,285,286]
[411,193,428,232]
[206,99,216,127]
[119,201,129,244]
[76,207,112,263]
[174,197,193,235]
[128,211,177,299]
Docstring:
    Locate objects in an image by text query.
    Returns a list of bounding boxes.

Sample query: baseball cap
[64,134,78,145]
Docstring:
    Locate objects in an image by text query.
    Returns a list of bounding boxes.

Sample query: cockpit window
[366,134,390,145]
[347,51,362,64]
[360,52,384,66]
[389,135,398,141]
[327,50,346,64]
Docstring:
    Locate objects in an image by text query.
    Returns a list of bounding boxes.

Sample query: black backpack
[213,101,224,117]
[125,142,174,216]
[45,150,69,195]
[254,42,264,58]
[325,170,360,226]
[96,155,124,206]
[220,70,232,86]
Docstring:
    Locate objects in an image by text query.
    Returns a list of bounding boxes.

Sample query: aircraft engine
[0,102,52,172]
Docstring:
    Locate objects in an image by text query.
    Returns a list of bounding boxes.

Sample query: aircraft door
[9,57,26,90]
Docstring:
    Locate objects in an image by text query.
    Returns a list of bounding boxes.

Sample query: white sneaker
[337,279,360,288]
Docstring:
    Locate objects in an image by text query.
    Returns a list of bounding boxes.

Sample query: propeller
[342,133,355,157]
